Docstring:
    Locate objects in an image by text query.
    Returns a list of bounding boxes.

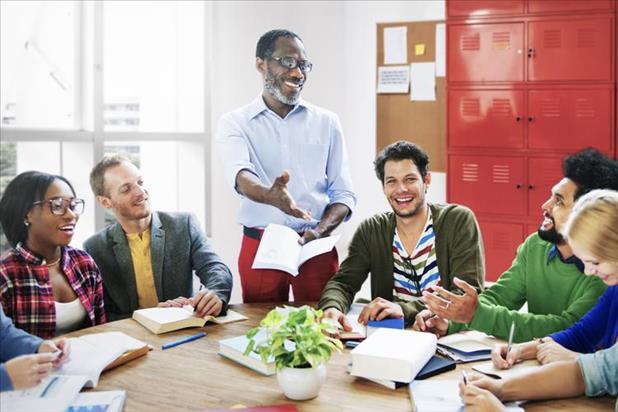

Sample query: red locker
[528,17,613,81]
[528,88,613,153]
[527,157,563,218]
[478,221,523,281]
[448,0,524,18]
[449,89,524,148]
[528,0,614,14]
[449,154,525,215]
[449,23,524,82]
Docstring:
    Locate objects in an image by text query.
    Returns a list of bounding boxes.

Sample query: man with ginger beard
[84,155,232,321]
[217,29,356,302]
[415,148,617,342]
[319,141,484,330]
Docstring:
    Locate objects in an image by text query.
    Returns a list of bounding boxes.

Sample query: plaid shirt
[0,243,106,338]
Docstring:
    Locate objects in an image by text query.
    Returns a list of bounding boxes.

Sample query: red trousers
[238,230,339,303]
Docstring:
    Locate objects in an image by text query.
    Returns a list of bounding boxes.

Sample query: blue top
[551,285,618,353]
[0,305,43,391]
[217,95,356,232]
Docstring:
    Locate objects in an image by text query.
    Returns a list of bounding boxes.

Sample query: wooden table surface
[67,303,615,412]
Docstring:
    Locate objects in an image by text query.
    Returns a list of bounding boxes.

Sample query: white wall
[209,1,445,304]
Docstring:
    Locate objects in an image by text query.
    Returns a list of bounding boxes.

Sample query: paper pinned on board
[415,43,426,56]
[410,62,436,101]
[377,65,410,94]
[435,23,446,77]
[384,26,408,65]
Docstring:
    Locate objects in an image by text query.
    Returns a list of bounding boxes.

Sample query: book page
[438,331,494,353]
[80,331,147,352]
[0,375,88,412]
[56,338,125,387]
[138,307,195,323]
[209,309,248,324]
[297,234,341,267]
[252,224,302,275]
[473,359,541,380]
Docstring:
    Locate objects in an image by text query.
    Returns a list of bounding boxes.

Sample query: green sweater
[449,233,607,342]
[318,203,485,325]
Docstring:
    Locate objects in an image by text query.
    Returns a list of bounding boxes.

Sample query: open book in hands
[133,305,248,334]
[251,224,341,276]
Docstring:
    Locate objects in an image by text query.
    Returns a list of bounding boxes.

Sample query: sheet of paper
[377,65,410,94]
[435,23,446,77]
[415,43,426,56]
[384,26,407,64]
[297,234,341,268]
[0,375,88,412]
[438,330,493,352]
[473,359,541,380]
[410,62,436,101]
[57,338,125,387]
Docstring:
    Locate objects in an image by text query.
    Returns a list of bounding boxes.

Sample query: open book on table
[1,332,145,411]
[133,305,248,334]
[472,359,541,380]
[437,331,494,363]
[251,224,340,276]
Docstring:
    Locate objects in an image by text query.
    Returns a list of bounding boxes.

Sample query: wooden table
[67,303,614,411]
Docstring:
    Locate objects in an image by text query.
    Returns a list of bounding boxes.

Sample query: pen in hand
[504,320,515,360]
[462,370,468,385]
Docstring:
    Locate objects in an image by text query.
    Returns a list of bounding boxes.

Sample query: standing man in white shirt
[217,29,356,303]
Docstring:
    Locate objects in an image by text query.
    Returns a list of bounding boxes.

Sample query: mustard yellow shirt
[126,229,159,308]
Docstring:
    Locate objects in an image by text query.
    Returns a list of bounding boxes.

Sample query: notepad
[133,306,248,334]
[437,331,493,363]
[251,224,340,276]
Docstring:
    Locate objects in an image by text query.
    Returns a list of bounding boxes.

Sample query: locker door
[449,89,524,148]
[528,17,612,81]
[478,221,523,282]
[528,0,613,14]
[528,89,612,153]
[449,154,525,215]
[448,0,524,18]
[527,157,563,219]
[449,23,524,82]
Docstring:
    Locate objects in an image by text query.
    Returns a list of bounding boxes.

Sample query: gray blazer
[84,211,233,321]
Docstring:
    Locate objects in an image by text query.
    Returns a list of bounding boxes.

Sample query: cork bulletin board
[376,21,446,172]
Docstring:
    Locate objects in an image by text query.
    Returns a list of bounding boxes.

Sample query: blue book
[366,317,405,338]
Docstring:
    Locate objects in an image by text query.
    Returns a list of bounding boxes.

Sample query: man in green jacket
[319,141,485,329]
[416,148,617,342]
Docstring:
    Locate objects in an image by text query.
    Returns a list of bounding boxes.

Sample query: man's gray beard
[264,80,300,106]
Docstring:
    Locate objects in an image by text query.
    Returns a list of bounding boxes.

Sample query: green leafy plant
[244,305,343,369]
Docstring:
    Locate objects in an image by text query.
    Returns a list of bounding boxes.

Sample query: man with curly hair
[416,148,618,342]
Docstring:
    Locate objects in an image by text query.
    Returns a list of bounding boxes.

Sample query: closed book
[218,334,276,376]
[133,306,247,334]
[350,328,437,383]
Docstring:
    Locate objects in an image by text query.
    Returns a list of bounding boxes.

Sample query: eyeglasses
[401,256,423,297]
[32,197,85,216]
[271,56,313,73]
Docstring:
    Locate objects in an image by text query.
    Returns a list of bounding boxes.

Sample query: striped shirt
[392,212,440,301]
[0,243,106,338]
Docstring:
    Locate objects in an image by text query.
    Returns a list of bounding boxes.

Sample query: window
[0,2,210,256]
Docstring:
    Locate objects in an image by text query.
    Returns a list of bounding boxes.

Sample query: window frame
[0,1,213,235]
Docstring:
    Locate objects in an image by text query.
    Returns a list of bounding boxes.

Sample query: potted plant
[245,305,343,400]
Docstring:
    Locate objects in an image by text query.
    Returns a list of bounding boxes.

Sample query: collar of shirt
[547,244,585,272]
[247,94,311,120]
[16,242,49,265]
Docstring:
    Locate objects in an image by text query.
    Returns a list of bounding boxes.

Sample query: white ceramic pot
[276,364,327,400]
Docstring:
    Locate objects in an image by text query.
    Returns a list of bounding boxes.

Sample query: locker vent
[577,28,596,48]
[543,29,561,49]
[461,33,480,51]
[492,164,510,184]
[492,231,511,250]
[541,98,561,118]
[490,99,512,117]
[575,98,595,118]
[461,98,481,117]
[462,163,479,182]
[492,32,510,50]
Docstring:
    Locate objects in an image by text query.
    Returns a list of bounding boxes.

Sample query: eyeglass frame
[270,55,313,73]
[400,256,424,297]
[31,197,85,216]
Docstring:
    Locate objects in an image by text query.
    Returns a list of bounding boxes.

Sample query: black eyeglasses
[32,197,85,216]
[401,256,423,297]
[271,56,313,73]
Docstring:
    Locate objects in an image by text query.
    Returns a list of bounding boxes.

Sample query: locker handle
[516,184,523,189]
[528,184,535,190]
[515,116,522,122]
[527,48,535,58]
[528,116,535,122]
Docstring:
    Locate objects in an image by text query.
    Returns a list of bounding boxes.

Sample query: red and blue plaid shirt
[0,243,106,338]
